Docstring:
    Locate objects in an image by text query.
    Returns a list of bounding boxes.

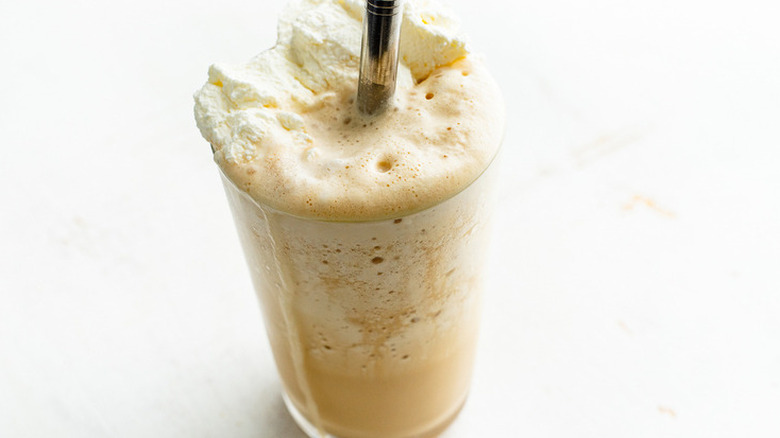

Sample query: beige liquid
[195,3,504,434]
[221,157,498,438]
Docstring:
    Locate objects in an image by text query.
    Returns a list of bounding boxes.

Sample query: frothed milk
[195,0,503,436]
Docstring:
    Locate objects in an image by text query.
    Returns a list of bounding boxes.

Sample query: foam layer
[194,0,504,221]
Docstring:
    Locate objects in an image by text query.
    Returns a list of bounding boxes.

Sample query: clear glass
[220,154,500,438]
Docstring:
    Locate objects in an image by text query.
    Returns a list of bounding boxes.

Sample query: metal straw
[357,0,404,115]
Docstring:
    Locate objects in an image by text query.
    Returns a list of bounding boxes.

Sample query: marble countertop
[1,0,778,436]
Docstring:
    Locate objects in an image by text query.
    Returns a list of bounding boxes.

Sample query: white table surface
[2,0,779,436]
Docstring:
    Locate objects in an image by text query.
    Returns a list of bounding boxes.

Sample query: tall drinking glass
[219,145,501,438]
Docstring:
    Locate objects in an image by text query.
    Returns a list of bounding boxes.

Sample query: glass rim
[215,135,504,225]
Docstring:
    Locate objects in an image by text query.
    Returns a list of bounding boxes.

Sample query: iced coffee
[194,0,504,436]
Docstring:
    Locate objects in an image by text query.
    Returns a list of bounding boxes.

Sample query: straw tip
[358,81,393,115]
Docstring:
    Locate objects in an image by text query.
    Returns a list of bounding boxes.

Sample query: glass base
[282,392,335,438]
[282,391,467,438]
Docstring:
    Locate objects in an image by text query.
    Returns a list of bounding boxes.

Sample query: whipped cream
[194,0,503,220]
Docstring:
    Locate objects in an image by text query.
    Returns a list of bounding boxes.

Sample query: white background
[1,0,779,436]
